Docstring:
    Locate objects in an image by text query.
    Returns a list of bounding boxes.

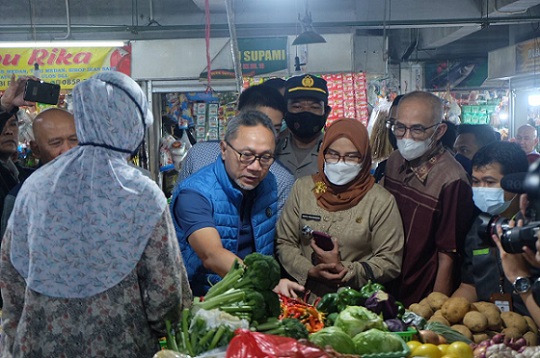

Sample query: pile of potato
[408,293,539,346]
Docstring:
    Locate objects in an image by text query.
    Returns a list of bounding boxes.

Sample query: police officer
[276,74,331,178]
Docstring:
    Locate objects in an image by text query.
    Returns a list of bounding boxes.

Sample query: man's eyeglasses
[225,141,275,167]
[391,121,440,139]
[324,150,362,164]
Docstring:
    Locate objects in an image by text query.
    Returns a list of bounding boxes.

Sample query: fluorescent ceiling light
[0,40,127,48]
[529,94,540,107]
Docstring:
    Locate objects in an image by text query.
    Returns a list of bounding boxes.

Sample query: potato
[473,333,490,344]
[523,331,538,346]
[441,297,471,324]
[419,298,430,307]
[524,315,538,334]
[432,309,444,318]
[451,324,473,340]
[426,292,448,311]
[428,315,450,326]
[463,311,488,332]
[501,311,529,335]
[472,302,502,331]
[502,327,522,339]
[409,303,433,319]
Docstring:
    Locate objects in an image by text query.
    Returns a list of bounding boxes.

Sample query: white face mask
[472,187,513,215]
[324,161,363,186]
[396,126,439,161]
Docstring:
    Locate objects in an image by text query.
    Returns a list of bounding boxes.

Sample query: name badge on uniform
[490,293,512,312]
[301,213,321,221]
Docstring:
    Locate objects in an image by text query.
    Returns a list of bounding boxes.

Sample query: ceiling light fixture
[292,1,326,46]
[0,40,127,48]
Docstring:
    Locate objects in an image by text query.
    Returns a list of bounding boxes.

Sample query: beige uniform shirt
[276,132,323,179]
[276,175,404,299]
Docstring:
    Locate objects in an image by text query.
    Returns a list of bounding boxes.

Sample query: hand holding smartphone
[302,225,334,251]
[23,80,61,105]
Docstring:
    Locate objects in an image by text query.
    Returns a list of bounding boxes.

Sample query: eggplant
[364,290,399,320]
[384,318,407,332]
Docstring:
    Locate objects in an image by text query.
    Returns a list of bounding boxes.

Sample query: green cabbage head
[334,305,385,337]
[352,328,407,355]
[308,326,355,354]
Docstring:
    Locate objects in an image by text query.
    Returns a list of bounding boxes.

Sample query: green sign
[199,37,288,79]
[239,37,288,76]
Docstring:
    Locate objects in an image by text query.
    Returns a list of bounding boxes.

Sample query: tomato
[407,340,422,352]
[411,343,442,358]
[437,343,449,355]
[446,341,473,358]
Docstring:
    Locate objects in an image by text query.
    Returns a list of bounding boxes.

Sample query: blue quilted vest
[170,158,278,296]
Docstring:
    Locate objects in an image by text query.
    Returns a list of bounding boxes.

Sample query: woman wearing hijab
[0,72,191,357]
[276,118,404,299]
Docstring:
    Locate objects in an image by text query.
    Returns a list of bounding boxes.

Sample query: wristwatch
[513,276,533,294]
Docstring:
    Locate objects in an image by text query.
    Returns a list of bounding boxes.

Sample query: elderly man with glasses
[171,110,304,298]
[381,91,474,307]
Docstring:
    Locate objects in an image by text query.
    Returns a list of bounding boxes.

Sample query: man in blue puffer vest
[171,111,304,297]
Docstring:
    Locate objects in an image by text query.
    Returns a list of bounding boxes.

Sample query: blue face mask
[472,187,513,215]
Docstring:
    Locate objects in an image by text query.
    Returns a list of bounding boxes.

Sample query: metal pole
[225,0,242,94]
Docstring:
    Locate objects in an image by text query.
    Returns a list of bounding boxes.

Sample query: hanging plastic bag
[226,329,330,358]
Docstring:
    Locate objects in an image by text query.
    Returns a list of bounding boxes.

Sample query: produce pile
[408,293,538,346]
[163,253,311,356]
[158,257,540,358]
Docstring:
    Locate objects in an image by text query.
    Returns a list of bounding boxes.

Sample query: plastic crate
[361,337,411,358]
[394,327,417,342]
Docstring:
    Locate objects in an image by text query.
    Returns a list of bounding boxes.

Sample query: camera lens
[500,224,539,253]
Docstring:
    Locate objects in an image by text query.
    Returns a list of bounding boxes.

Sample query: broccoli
[235,253,281,291]
[194,253,283,324]
[255,317,309,340]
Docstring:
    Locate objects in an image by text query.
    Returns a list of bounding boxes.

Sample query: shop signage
[516,38,540,74]
[199,37,287,79]
[0,45,131,91]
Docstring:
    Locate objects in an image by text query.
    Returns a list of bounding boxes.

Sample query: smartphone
[302,225,334,251]
[23,80,61,105]
[312,230,334,251]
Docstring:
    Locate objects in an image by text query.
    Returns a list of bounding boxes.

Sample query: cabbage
[308,326,355,354]
[334,305,385,337]
[352,328,406,355]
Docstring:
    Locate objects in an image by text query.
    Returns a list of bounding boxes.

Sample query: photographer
[492,225,540,326]
[452,141,535,316]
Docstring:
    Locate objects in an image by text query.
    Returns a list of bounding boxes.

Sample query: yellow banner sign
[516,38,540,74]
[0,45,131,91]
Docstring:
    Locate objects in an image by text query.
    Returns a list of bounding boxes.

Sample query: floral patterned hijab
[312,118,375,212]
[9,72,167,298]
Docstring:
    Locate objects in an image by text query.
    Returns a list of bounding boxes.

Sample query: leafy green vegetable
[255,317,309,340]
[334,306,385,337]
[189,308,249,355]
[309,326,356,354]
[425,321,473,344]
[194,253,282,324]
[352,328,406,355]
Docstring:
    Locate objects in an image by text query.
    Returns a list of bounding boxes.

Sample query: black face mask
[284,111,327,140]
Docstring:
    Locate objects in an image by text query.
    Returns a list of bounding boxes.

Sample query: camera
[477,213,539,253]
[477,160,540,253]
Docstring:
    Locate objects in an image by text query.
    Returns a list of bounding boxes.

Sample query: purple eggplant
[384,318,407,332]
[364,290,399,320]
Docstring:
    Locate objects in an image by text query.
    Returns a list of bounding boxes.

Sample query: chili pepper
[316,292,339,314]
[336,287,363,311]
